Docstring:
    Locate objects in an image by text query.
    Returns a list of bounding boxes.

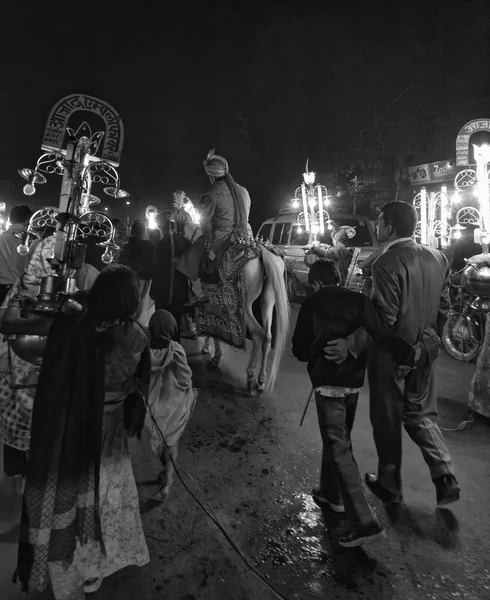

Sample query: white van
[257,209,379,300]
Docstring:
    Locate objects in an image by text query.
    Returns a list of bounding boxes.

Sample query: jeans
[315,392,378,531]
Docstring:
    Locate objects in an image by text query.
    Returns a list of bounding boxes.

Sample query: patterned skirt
[48,402,149,599]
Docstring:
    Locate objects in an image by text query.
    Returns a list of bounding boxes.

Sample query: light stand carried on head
[15,94,129,315]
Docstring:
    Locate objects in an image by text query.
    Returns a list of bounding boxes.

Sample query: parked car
[257,209,379,301]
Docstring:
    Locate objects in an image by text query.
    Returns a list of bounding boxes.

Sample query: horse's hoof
[201,347,210,355]
[247,378,258,396]
[257,383,266,394]
[207,358,220,370]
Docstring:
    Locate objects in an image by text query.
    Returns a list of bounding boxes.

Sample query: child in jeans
[292,259,414,547]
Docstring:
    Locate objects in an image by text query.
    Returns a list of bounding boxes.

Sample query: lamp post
[473,143,490,253]
[293,161,330,242]
[414,185,451,248]
[451,119,490,314]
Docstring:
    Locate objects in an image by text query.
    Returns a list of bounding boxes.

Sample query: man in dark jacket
[151,212,193,342]
[292,259,414,548]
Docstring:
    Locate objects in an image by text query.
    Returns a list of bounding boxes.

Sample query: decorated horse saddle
[218,235,284,283]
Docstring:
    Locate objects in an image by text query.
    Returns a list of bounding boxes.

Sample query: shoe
[184,296,208,308]
[338,524,386,548]
[311,489,345,513]
[364,472,402,505]
[435,474,460,507]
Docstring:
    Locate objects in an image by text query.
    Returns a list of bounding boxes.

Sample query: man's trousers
[367,346,456,497]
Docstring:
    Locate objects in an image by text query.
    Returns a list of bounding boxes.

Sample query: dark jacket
[151,233,191,309]
[119,238,155,280]
[371,240,450,343]
[292,286,413,388]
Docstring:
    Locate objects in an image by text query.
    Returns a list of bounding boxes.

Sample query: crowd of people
[0,151,487,596]
[0,151,254,598]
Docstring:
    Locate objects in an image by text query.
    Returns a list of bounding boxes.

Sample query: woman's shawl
[146,341,196,448]
[14,313,105,592]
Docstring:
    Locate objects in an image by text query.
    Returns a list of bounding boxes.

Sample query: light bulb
[23,183,36,196]
[17,243,29,256]
[482,236,490,245]
[308,199,316,208]
[297,226,302,234]
[454,231,462,240]
[292,199,299,208]
[101,248,113,264]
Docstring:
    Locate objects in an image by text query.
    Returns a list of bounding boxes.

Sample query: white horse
[200,251,289,395]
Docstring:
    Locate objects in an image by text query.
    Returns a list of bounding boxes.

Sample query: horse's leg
[243,259,265,396]
[257,281,275,393]
[202,336,212,355]
[208,338,222,369]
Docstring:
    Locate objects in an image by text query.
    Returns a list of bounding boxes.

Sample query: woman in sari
[146,310,197,501]
[13,265,150,599]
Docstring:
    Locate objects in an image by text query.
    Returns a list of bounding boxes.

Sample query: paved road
[1,305,489,600]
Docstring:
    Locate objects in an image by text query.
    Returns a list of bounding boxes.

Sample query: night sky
[1,1,489,230]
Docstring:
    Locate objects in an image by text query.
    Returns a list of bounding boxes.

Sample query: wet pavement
[1,305,489,600]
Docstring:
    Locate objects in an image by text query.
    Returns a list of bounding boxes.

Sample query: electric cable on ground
[143,395,288,600]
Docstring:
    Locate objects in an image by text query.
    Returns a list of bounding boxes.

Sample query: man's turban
[203,149,229,178]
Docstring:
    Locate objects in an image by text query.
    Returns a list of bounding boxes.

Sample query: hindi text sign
[41,94,124,167]
[455,119,490,166]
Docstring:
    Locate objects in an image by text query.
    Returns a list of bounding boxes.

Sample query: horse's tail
[261,250,290,392]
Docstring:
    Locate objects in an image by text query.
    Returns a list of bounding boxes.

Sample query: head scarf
[202,149,247,234]
[149,309,179,349]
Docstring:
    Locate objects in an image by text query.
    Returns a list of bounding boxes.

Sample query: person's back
[292,262,412,389]
[152,233,190,309]
[361,201,459,510]
[373,242,449,345]
[146,310,197,500]
[205,180,235,232]
[119,221,155,280]
[293,284,373,388]
[76,263,99,292]
[0,206,33,299]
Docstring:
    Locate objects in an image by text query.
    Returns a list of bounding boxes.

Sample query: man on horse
[176,150,253,305]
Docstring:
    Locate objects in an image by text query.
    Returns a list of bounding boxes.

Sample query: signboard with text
[409,159,459,186]
[428,160,457,183]
[455,118,490,166]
